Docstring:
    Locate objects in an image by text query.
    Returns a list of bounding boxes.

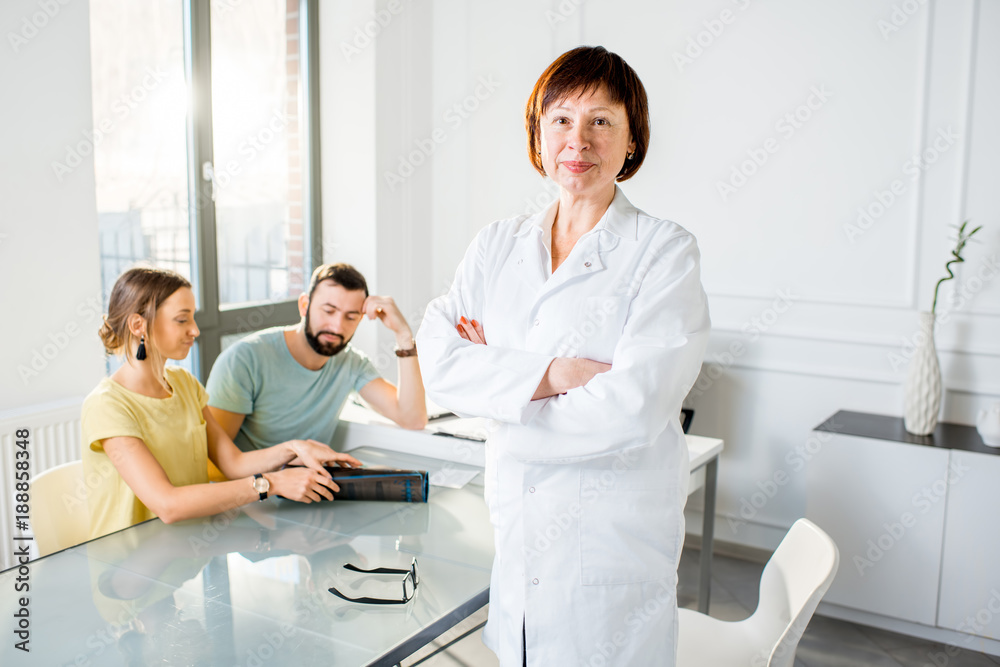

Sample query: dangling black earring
[136,336,147,361]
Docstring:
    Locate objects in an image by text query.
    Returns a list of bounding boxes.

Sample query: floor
[402,546,1000,667]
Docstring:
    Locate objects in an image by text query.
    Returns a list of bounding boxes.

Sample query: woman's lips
[562,161,594,174]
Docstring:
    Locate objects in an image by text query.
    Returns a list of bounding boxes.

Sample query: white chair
[30,460,91,556]
[677,518,839,667]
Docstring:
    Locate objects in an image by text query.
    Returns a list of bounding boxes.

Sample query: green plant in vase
[905,221,982,435]
[931,221,983,313]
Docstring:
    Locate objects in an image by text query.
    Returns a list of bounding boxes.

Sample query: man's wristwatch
[395,341,417,357]
[252,473,270,501]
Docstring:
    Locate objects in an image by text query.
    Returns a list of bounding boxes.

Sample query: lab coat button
[528,486,535,493]
[532,578,539,585]
[534,319,540,327]
[517,259,523,265]
[584,261,592,268]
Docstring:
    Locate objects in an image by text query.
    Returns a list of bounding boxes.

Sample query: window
[89,0,320,379]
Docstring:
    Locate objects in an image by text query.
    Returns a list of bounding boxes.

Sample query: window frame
[183,0,322,380]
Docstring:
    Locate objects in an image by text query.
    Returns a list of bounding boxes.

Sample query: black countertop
[815,410,997,456]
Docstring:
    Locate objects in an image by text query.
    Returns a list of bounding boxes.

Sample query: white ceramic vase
[978,403,1000,447]
[904,312,942,436]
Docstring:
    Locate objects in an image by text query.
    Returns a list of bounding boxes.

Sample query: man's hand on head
[362,296,413,344]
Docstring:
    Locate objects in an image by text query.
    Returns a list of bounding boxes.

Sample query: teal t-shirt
[205,327,381,452]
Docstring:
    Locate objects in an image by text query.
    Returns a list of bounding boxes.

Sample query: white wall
[0,0,105,415]
[319,0,434,381]
[420,0,1000,550]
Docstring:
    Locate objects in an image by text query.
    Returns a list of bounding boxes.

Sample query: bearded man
[206,263,426,456]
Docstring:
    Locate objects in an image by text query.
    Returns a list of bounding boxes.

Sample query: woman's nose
[567,123,590,151]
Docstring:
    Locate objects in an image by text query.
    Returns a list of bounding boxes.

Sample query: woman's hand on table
[283,439,363,473]
[265,467,339,503]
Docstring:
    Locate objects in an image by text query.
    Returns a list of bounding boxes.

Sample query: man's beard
[304,310,349,357]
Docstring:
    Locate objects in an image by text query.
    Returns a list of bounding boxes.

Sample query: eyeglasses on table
[328,557,419,605]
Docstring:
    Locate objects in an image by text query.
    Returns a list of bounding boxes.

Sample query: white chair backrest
[746,518,840,667]
[30,460,90,557]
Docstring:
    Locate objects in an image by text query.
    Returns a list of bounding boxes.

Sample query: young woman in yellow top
[81,267,360,540]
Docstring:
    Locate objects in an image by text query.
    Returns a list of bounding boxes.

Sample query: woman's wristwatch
[252,473,270,501]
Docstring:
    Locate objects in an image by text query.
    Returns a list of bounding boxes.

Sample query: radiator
[0,399,83,570]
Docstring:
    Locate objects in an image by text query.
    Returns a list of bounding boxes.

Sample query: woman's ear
[126,313,146,338]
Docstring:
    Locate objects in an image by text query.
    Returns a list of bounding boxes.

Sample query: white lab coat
[416,187,710,667]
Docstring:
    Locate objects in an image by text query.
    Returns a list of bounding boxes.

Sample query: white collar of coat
[514,185,638,241]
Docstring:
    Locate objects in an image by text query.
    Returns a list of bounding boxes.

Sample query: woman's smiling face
[539,85,635,201]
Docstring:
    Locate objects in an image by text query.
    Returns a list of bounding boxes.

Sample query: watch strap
[395,343,417,358]
[253,473,268,501]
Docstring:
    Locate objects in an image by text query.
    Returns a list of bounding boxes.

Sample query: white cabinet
[806,432,949,625]
[937,450,1000,640]
[806,411,1000,648]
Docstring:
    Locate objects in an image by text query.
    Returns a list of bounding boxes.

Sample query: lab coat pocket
[579,469,676,585]
[560,296,629,364]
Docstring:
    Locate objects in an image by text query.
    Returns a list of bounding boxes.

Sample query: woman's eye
[594,118,608,125]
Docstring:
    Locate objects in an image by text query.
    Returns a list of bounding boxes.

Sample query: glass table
[0,447,493,666]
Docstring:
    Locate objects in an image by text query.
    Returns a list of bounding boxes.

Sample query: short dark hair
[308,263,369,300]
[525,45,650,182]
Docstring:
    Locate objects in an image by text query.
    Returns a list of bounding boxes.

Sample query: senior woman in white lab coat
[417,46,710,666]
